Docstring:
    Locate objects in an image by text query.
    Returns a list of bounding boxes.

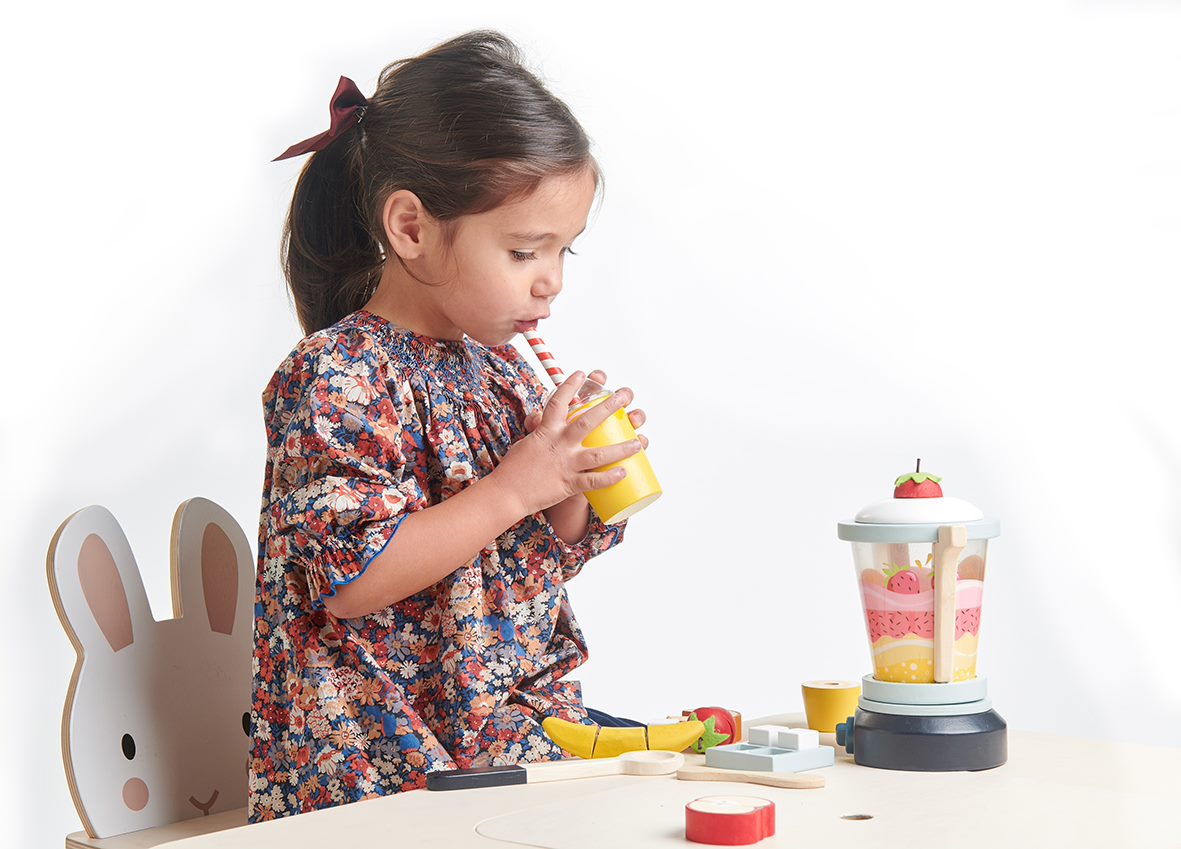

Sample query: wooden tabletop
[66,714,1181,849]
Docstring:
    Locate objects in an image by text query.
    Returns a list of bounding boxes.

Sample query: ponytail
[279,130,382,335]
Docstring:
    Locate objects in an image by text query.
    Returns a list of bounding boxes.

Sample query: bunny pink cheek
[122,778,149,811]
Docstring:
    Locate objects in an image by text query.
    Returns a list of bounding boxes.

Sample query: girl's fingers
[541,371,586,428]
[565,387,634,441]
[577,466,627,492]
[588,369,608,385]
[638,434,649,449]
[576,439,643,472]
[627,408,646,429]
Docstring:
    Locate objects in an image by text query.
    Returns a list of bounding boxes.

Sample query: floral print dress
[248,308,626,821]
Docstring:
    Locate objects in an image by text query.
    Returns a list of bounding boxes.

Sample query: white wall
[5,0,1179,844]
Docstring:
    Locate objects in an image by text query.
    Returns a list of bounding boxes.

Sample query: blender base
[841,707,1007,772]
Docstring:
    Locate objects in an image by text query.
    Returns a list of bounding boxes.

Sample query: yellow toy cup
[564,381,662,524]
[801,680,862,733]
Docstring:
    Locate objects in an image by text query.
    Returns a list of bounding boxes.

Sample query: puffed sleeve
[263,329,429,609]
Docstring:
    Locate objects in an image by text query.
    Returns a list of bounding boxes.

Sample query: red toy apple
[688,707,740,753]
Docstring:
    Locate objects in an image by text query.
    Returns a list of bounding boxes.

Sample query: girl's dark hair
[280,30,603,335]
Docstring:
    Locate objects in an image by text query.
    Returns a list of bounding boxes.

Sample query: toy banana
[542,717,706,759]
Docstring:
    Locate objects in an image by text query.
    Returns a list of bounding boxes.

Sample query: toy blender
[834,462,1006,771]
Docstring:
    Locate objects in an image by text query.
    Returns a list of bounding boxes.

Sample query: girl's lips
[515,320,539,332]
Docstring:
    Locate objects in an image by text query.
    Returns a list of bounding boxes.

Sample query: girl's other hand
[522,368,648,449]
[496,371,645,517]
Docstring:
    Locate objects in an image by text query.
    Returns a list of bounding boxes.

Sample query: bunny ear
[171,498,254,636]
[78,534,133,651]
[48,506,154,656]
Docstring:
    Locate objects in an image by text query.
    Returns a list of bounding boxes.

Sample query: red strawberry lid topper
[894,459,943,499]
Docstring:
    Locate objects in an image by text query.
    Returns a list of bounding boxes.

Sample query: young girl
[249,30,649,820]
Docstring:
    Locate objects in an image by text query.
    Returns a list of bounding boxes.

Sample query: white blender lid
[836,465,1000,543]
[855,496,983,524]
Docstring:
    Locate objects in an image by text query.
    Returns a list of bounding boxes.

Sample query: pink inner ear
[78,534,133,652]
[201,524,238,635]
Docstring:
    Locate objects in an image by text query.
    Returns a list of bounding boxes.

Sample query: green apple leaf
[691,715,730,753]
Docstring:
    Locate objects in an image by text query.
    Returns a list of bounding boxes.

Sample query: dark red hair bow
[272,76,369,161]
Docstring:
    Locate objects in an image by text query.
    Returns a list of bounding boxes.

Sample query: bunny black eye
[242,712,251,736]
[121,733,136,760]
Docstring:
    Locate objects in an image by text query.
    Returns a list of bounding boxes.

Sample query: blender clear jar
[850,537,989,683]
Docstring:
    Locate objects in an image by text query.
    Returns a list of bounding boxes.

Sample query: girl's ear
[170,498,253,637]
[48,507,154,655]
[382,189,433,261]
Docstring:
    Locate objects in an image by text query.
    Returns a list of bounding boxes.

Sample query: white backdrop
[4,1,1179,844]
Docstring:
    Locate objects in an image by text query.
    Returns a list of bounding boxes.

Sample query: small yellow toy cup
[564,381,662,524]
[801,680,862,733]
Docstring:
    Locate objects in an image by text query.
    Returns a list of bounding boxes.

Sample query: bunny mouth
[189,789,219,814]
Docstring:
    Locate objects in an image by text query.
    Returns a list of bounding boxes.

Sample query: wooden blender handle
[933,525,967,683]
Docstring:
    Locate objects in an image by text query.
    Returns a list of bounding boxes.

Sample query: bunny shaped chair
[47,498,253,843]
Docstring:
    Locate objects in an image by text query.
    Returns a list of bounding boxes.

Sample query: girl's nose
[532,269,562,300]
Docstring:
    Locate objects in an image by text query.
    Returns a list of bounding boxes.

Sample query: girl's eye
[511,247,578,262]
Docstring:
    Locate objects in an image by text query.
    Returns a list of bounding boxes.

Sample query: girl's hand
[522,369,649,449]
[494,371,645,517]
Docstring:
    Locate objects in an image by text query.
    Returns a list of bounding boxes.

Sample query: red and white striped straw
[522,330,566,388]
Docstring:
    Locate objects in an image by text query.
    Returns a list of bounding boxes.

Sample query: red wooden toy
[685,796,775,845]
